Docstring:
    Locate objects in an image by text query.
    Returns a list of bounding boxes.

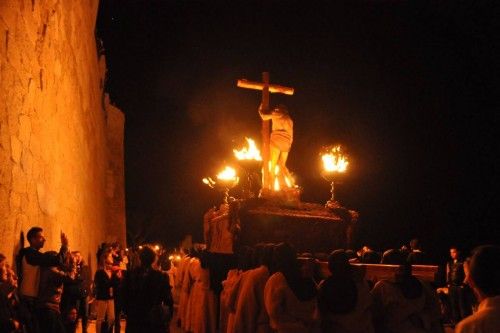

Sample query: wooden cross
[237,72,294,190]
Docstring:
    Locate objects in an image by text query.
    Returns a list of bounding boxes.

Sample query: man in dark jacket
[36,251,75,333]
[447,246,471,324]
[16,227,69,332]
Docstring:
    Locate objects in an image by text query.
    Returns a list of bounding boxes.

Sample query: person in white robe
[178,255,195,331]
[316,249,374,333]
[371,262,443,333]
[264,242,318,333]
[230,243,274,333]
[220,268,241,333]
[186,252,217,333]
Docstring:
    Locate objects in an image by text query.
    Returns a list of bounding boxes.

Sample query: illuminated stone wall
[0,0,125,270]
[104,93,126,246]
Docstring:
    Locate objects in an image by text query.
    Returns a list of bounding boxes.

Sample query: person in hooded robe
[264,242,318,333]
[371,260,443,333]
[316,249,374,333]
[185,249,216,333]
[230,243,275,333]
[221,246,254,333]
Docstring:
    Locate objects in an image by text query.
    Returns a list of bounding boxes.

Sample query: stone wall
[0,0,125,271]
[105,93,126,244]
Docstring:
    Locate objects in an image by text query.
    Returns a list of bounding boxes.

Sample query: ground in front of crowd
[76,314,455,333]
[76,315,183,333]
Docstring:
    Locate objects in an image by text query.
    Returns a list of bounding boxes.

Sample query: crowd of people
[1,227,499,333]
[0,227,174,333]
[174,241,500,333]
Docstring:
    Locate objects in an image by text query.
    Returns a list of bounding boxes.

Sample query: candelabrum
[320,144,349,209]
[203,169,239,204]
[321,172,341,209]
[220,176,240,203]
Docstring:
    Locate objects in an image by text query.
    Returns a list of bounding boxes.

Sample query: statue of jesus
[258,103,294,188]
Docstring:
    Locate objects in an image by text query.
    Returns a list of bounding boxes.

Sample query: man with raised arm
[16,228,69,314]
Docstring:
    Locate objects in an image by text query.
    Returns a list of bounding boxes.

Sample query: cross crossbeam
[237,79,294,95]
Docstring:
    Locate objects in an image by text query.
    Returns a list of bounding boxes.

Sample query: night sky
[96,1,498,259]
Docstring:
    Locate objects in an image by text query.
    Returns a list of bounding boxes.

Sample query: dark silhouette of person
[456,245,500,333]
[122,246,173,333]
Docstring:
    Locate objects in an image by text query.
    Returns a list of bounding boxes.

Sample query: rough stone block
[9,190,21,212]
[18,114,31,144]
[0,159,11,185]
[36,181,56,217]
[0,186,9,217]
[10,135,22,163]
[20,150,33,175]
[11,165,27,193]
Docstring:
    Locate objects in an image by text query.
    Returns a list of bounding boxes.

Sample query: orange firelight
[217,166,238,181]
[233,137,262,161]
[271,164,295,192]
[320,145,349,207]
[202,166,239,188]
[322,145,349,174]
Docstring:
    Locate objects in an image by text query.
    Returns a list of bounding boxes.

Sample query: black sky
[96,1,499,257]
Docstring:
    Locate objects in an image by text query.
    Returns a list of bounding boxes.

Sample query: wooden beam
[261,73,271,190]
[311,261,439,283]
[237,79,294,95]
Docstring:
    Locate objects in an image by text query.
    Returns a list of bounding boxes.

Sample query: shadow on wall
[12,232,25,272]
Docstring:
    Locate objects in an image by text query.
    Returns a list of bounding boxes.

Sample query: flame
[203,166,239,189]
[274,165,280,191]
[322,146,349,173]
[169,254,182,262]
[217,166,238,181]
[233,138,262,161]
[202,177,216,188]
[271,164,295,191]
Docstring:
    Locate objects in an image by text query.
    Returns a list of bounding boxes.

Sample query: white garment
[179,257,195,330]
[186,258,217,333]
[264,272,317,333]
[220,269,241,333]
[95,299,115,333]
[456,295,500,333]
[231,265,272,333]
[371,279,442,333]
[20,256,40,297]
[317,279,374,333]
